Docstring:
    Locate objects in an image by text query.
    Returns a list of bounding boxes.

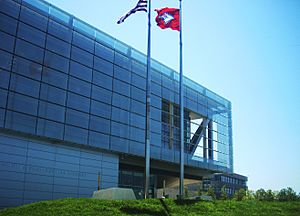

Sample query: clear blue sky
[45,0,300,193]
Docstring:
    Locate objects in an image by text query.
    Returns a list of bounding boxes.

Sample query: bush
[220,185,228,200]
[265,189,275,201]
[244,190,255,200]
[255,188,267,201]
[207,186,216,200]
[234,188,246,201]
[277,187,298,201]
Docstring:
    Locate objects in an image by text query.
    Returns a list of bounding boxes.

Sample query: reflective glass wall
[0,0,233,172]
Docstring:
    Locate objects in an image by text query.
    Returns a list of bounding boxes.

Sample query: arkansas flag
[155,7,180,31]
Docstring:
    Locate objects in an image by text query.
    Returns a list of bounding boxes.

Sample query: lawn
[0,198,300,216]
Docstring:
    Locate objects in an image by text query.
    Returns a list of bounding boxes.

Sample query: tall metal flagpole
[144,0,151,199]
[179,0,184,199]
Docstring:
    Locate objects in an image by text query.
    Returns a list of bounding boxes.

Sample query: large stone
[92,188,136,200]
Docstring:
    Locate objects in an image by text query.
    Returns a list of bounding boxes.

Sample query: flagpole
[144,0,151,199]
[179,0,184,199]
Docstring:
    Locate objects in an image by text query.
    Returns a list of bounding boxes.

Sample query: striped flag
[117,0,147,24]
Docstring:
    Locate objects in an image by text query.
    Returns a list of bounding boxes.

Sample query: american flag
[117,0,147,24]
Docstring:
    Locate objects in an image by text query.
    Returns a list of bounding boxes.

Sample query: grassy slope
[0,198,300,216]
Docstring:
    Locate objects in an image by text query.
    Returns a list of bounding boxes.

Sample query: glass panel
[64,125,88,145]
[88,131,109,149]
[0,50,12,71]
[95,30,115,48]
[0,0,21,18]
[130,127,145,143]
[71,46,93,68]
[0,31,15,52]
[49,5,70,25]
[111,107,129,125]
[90,100,111,119]
[48,19,72,43]
[9,73,40,98]
[73,19,95,39]
[93,70,112,90]
[111,122,129,139]
[68,76,91,97]
[7,92,38,115]
[15,39,44,64]
[70,60,92,82]
[131,86,146,103]
[0,70,10,89]
[44,50,69,74]
[5,111,36,134]
[12,56,42,81]
[131,73,146,90]
[67,92,90,113]
[42,67,68,89]
[131,49,147,65]
[66,108,89,129]
[114,65,131,84]
[89,115,110,134]
[40,83,66,106]
[38,101,65,123]
[0,13,18,35]
[73,31,94,53]
[17,22,46,48]
[46,35,71,58]
[91,85,112,104]
[37,119,64,140]
[113,79,130,97]
[94,42,114,62]
[112,93,130,111]
[110,136,128,153]
[114,52,130,70]
[0,89,7,108]
[94,56,113,76]
[130,113,145,129]
[115,41,129,56]
[131,99,145,116]
[20,6,47,31]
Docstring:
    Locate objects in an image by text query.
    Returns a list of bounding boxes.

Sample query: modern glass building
[0,0,234,208]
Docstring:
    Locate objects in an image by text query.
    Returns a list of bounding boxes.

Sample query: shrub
[255,188,267,201]
[277,187,298,201]
[220,185,228,200]
[234,188,246,201]
[244,190,255,200]
[207,186,216,200]
[265,189,275,201]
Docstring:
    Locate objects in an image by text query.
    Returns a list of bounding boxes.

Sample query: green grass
[1,198,300,216]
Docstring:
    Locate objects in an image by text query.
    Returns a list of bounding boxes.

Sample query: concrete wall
[0,131,119,209]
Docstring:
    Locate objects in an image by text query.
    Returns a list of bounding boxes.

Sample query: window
[37,119,64,140]
[130,127,145,143]
[40,84,67,106]
[42,67,68,89]
[114,65,131,84]
[46,35,71,58]
[0,70,10,89]
[111,122,129,139]
[0,89,7,108]
[12,56,42,81]
[110,136,128,152]
[0,50,12,71]
[7,92,38,115]
[20,6,47,31]
[0,13,18,35]
[131,73,146,90]
[89,115,110,134]
[113,79,130,97]
[151,82,161,96]
[44,51,69,74]
[131,86,145,103]
[93,71,112,90]
[70,60,92,82]
[48,19,72,43]
[68,76,91,97]
[112,93,130,111]
[73,32,94,52]
[17,22,46,48]
[66,108,89,129]
[5,111,36,134]
[71,46,93,68]
[111,107,129,125]
[15,39,44,64]
[130,113,145,129]
[131,99,145,116]
[114,52,130,70]
[94,56,113,76]
[131,60,146,78]
[88,131,109,149]
[64,125,88,145]
[38,101,65,123]
[91,85,112,105]
[9,74,40,98]
[94,42,114,62]
[0,0,21,18]
[67,92,90,113]
[0,31,15,53]
[90,100,111,119]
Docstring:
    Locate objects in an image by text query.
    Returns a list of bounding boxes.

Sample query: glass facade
[0,0,233,177]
